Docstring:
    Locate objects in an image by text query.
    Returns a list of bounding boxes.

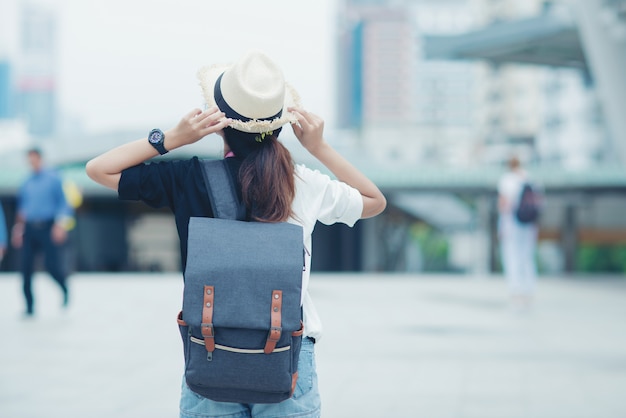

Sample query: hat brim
[198,63,302,134]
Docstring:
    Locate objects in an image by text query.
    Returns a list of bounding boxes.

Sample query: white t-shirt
[287,164,363,341]
[498,169,527,215]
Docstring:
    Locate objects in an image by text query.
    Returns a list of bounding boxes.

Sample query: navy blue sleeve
[0,205,6,247]
[118,159,195,210]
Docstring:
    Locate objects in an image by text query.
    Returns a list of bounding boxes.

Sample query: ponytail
[239,136,295,222]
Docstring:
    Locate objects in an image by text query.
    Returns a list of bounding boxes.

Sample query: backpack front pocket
[184,328,295,403]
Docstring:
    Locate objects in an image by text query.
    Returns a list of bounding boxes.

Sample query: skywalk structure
[423,0,626,165]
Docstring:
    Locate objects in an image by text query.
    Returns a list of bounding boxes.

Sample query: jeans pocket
[292,342,315,399]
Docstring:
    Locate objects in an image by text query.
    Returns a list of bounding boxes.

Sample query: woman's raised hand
[289,108,326,154]
[167,107,231,148]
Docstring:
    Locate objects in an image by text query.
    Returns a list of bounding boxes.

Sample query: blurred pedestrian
[498,155,539,311]
[12,147,71,317]
[0,203,7,263]
[86,50,386,418]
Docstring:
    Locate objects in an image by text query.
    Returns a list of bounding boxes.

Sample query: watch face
[149,130,163,144]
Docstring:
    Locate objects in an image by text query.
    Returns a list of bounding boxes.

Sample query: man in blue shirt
[0,204,7,263]
[11,148,71,316]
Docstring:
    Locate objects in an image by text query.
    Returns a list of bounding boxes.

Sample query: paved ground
[1,272,625,418]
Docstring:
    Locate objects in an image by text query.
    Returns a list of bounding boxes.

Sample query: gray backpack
[177,159,304,404]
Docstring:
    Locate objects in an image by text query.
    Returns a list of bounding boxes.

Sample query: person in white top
[497,156,538,310]
[86,50,386,418]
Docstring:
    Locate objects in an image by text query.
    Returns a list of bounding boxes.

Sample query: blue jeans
[499,215,537,296]
[21,220,68,314]
[180,338,320,418]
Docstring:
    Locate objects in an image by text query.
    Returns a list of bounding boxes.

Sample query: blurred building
[337,2,416,128]
[16,2,57,137]
[336,0,419,164]
[0,60,12,119]
[0,0,16,120]
[424,0,622,168]
[411,0,478,166]
[1,0,626,275]
[0,0,58,137]
[569,0,626,165]
[331,0,626,274]
[337,0,477,165]
[338,0,611,169]
[472,0,608,168]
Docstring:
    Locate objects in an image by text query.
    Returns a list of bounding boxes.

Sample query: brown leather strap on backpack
[290,371,299,396]
[202,286,215,352]
[177,311,187,326]
[264,290,282,354]
[292,321,304,337]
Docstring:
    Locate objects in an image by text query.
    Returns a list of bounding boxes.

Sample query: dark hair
[508,156,521,170]
[27,147,42,157]
[224,128,296,222]
[237,134,295,222]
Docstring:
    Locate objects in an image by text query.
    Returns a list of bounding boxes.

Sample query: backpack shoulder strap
[199,159,246,221]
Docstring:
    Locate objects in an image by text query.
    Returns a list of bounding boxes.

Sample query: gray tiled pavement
[1,272,626,418]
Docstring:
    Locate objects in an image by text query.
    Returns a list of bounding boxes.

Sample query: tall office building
[17,2,57,137]
[337,0,417,131]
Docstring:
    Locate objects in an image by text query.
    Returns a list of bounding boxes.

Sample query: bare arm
[86,107,230,190]
[289,108,386,218]
[498,195,507,212]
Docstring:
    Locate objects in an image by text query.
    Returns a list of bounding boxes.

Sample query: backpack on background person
[177,159,305,404]
[515,182,542,224]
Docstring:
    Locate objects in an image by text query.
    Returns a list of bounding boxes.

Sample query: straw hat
[197,50,301,134]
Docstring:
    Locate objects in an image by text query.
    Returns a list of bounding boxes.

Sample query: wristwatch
[148,128,168,155]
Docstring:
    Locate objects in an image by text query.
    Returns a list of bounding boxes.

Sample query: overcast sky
[3,0,338,134]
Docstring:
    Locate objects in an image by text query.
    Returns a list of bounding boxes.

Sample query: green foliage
[576,244,626,273]
[409,223,450,271]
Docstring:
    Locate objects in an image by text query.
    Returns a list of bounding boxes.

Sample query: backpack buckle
[201,323,215,352]
[264,326,282,354]
[201,323,214,337]
[268,326,282,341]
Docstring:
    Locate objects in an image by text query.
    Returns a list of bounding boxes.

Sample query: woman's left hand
[289,107,326,154]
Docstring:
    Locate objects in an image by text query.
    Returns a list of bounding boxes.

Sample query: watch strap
[153,141,168,155]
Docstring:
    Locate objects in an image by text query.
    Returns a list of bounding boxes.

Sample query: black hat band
[214,73,283,124]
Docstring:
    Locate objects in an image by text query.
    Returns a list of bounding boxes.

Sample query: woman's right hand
[166,107,231,149]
